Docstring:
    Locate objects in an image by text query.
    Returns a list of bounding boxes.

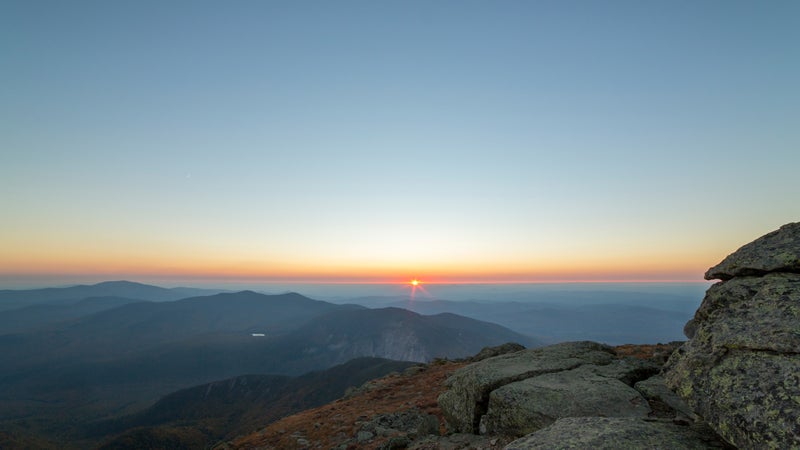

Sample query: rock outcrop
[470,342,526,362]
[436,341,681,440]
[438,341,619,434]
[704,222,800,280]
[435,341,732,449]
[665,222,800,449]
[478,361,655,437]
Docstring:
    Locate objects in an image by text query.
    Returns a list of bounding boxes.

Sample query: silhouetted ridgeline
[0,280,224,311]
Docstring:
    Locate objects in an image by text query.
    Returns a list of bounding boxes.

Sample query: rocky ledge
[438,341,726,449]
[665,222,800,449]
[435,222,800,449]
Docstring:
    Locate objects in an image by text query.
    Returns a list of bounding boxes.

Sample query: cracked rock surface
[437,341,616,435]
[665,222,800,449]
[479,362,652,437]
[437,340,729,448]
[437,341,670,439]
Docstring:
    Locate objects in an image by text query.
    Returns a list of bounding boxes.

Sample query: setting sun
[407,278,427,300]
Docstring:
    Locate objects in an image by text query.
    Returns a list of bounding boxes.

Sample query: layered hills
[0,280,224,312]
[0,284,536,448]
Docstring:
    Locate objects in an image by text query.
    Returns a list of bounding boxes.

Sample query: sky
[1,1,799,288]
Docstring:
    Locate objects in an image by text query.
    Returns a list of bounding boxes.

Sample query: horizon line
[0,277,713,290]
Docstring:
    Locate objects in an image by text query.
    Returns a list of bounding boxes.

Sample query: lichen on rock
[479,362,652,437]
[665,222,800,449]
[437,341,616,434]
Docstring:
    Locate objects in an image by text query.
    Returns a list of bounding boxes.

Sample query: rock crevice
[436,341,680,440]
[436,341,725,449]
[437,341,617,435]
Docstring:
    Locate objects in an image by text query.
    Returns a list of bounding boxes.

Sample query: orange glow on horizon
[0,250,713,285]
[0,268,710,285]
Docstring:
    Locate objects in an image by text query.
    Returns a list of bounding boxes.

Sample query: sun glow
[407,278,428,300]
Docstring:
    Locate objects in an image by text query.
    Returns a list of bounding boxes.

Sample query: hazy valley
[0,281,540,447]
[0,280,700,448]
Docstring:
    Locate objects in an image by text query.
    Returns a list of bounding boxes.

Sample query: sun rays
[407,278,429,300]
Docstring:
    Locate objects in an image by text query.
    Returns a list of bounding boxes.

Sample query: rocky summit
[227,223,800,449]
[665,222,800,449]
[227,342,702,449]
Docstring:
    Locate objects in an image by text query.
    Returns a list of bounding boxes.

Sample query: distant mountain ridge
[382,297,695,345]
[269,307,540,374]
[0,291,360,370]
[0,280,225,312]
[0,296,145,335]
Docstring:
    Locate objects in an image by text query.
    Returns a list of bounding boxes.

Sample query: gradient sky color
[2,1,799,287]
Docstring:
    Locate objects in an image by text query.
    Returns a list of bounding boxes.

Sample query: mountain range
[0,281,536,448]
[0,280,224,312]
[349,290,700,344]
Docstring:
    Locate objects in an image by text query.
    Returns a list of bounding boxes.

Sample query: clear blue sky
[2,1,799,286]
